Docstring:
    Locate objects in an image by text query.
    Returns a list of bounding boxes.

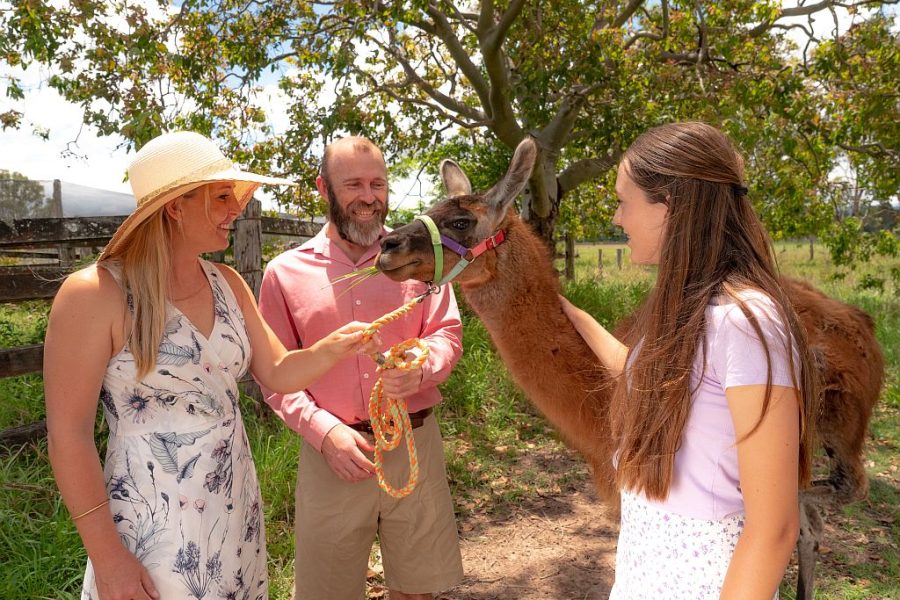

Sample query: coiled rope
[361,289,435,498]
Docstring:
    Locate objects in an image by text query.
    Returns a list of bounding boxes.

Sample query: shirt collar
[299,223,393,266]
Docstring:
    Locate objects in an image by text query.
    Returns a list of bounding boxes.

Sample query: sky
[0,61,433,214]
[0,1,885,217]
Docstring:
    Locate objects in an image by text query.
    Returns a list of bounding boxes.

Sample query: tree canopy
[2,0,897,261]
[0,170,50,221]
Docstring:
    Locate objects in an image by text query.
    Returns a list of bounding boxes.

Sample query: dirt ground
[359,444,899,600]
[443,478,617,600]
[363,449,619,600]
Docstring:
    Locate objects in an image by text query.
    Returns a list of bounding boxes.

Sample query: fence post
[597,248,603,277]
[809,237,814,261]
[234,199,264,406]
[234,198,264,405]
[51,179,76,267]
[49,179,62,217]
[564,232,575,280]
[234,199,262,298]
[616,248,623,270]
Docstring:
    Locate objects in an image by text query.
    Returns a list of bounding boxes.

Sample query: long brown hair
[613,122,818,499]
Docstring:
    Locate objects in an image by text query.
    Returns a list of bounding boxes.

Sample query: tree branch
[557,152,622,195]
[472,2,526,146]
[593,0,645,34]
[839,142,899,159]
[443,1,478,35]
[477,0,494,36]
[750,0,897,37]
[538,83,603,151]
[624,0,669,49]
[354,79,487,130]
[492,0,528,47]
[375,32,486,122]
[417,3,492,115]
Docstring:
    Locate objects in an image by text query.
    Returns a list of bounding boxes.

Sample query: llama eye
[451,219,470,231]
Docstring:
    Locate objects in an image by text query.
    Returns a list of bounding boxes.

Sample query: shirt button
[355,300,362,305]
[363,373,370,379]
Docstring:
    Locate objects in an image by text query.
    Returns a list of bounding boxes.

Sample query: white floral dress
[82,260,266,600]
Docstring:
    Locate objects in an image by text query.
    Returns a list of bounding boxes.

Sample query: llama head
[377,137,537,284]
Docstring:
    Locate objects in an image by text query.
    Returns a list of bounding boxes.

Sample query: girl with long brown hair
[562,122,818,598]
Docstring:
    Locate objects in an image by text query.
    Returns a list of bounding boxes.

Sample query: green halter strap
[415,215,444,285]
[414,214,506,287]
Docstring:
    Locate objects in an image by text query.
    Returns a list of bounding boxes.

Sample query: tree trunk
[524,204,559,249]
[521,182,561,250]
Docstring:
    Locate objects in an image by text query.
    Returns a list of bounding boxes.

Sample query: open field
[1,241,897,599]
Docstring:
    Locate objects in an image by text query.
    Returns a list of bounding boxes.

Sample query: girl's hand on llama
[559,295,589,326]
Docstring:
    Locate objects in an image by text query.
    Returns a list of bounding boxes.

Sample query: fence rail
[0,201,317,379]
[0,267,70,302]
[0,216,125,248]
[0,344,43,378]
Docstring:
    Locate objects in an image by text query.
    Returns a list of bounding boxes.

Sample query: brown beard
[326,180,388,247]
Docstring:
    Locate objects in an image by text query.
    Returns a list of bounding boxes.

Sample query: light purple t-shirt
[640,291,799,520]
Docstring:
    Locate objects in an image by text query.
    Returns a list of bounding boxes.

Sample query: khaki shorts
[294,413,463,599]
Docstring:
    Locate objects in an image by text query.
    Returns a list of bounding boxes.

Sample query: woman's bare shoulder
[52,263,125,318]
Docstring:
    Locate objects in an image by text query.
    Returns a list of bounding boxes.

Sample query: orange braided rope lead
[362,296,431,499]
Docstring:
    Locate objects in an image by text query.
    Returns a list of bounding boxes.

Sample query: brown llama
[376,138,884,599]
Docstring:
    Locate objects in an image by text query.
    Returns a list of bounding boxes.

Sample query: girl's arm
[559,296,629,376]
[44,267,159,600]
[721,384,801,599]
[218,265,377,394]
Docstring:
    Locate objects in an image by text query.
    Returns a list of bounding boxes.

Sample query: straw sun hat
[99,131,295,260]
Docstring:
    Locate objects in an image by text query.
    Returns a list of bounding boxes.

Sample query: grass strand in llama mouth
[323,265,382,298]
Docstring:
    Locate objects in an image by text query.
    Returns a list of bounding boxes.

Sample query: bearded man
[258,136,464,600]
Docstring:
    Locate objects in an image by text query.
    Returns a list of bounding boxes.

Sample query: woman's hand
[559,295,590,326]
[558,294,628,375]
[316,321,381,359]
[93,547,160,600]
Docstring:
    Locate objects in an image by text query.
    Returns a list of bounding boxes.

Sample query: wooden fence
[0,199,317,447]
[1,201,605,447]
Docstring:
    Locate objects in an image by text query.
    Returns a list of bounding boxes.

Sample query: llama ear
[484,137,537,221]
[439,159,472,198]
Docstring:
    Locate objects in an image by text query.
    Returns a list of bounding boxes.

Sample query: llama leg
[796,498,823,600]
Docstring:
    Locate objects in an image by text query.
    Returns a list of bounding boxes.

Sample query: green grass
[243,409,302,600]
[0,301,50,427]
[1,240,897,598]
[0,442,84,599]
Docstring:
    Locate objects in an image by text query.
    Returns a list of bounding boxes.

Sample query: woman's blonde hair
[98,187,214,379]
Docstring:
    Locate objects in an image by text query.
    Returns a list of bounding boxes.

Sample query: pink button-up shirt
[257,225,463,451]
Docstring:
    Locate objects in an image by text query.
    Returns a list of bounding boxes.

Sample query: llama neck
[460,218,559,313]
[458,216,615,499]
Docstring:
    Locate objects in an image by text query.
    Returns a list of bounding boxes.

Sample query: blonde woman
[44,131,377,600]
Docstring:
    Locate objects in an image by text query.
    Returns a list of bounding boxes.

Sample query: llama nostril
[380,236,402,253]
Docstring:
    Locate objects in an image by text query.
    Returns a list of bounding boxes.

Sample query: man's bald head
[320,136,386,186]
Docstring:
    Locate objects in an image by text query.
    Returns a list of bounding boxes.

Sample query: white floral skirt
[609,490,778,599]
